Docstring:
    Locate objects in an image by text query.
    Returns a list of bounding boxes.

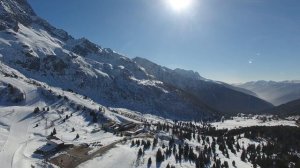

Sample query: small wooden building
[35,140,64,156]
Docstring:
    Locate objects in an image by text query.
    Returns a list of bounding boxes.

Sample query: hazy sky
[28,0,300,83]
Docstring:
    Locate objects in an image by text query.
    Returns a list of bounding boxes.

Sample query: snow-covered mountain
[1,2,300,168]
[0,0,272,120]
[0,62,298,168]
[0,58,135,167]
[133,57,272,114]
[236,80,300,106]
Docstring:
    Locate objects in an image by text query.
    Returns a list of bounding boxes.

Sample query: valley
[0,0,300,168]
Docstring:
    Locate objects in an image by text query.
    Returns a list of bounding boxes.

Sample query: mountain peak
[0,0,35,15]
[0,0,36,18]
[0,0,36,30]
[173,68,205,80]
[133,57,205,81]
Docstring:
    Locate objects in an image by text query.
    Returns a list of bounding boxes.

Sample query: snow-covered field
[211,116,297,130]
[79,136,259,168]
[78,143,137,168]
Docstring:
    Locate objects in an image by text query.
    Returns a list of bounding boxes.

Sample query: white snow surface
[79,137,258,168]
[0,65,122,168]
[211,116,297,130]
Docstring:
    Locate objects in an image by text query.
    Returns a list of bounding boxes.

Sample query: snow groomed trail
[0,77,44,168]
[0,107,32,168]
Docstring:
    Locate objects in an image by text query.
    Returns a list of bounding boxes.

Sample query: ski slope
[0,76,45,168]
[0,65,127,167]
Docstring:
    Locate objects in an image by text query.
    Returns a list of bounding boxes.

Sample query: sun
[168,0,193,12]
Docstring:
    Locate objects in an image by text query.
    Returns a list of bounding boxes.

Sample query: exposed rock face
[0,82,25,105]
[0,0,35,30]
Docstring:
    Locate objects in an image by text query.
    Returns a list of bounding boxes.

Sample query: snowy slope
[133,57,273,114]
[0,0,274,119]
[0,63,126,168]
[78,130,263,168]
[0,66,48,167]
[211,116,297,130]
[0,1,299,168]
[0,59,298,168]
[0,0,220,120]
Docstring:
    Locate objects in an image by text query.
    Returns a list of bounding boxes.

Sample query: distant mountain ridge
[133,57,273,115]
[236,80,300,106]
[263,98,300,116]
[0,0,273,120]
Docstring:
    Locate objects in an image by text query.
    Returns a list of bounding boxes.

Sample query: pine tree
[241,149,247,162]
[33,107,40,113]
[153,138,158,148]
[232,160,236,167]
[156,148,164,163]
[136,140,141,146]
[184,144,189,160]
[147,157,152,167]
[224,161,229,168]
[216,159,221,168]
[236,142,241,152]
[137,148,143,158]
[92,115,97,123]
[172,145,177,156]
[52,128,57,135]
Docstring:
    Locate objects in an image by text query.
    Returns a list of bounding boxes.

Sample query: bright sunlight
[167,0,193,12]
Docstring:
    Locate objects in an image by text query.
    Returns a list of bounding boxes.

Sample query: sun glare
[168,0,193,12]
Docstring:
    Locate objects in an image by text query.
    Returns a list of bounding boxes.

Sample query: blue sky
[28,0,300,83]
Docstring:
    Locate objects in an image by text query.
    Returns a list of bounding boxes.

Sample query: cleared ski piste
[0,77,46,168]
[0,74,117,168]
